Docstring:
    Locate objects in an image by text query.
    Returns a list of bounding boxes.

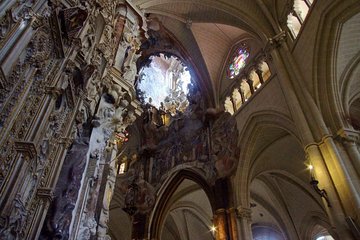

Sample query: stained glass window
[227,48,249,79]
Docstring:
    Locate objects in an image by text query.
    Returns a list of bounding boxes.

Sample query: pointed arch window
[227,47,249,79]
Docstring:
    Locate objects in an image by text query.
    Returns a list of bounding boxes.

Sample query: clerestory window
[287,0,315,38]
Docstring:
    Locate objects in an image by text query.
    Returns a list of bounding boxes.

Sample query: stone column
[246,76,255,94]
[236,206,253,240]
[337,128,360,177]
[212,178,241,240]
[320,136,360,227]
[255,68,264,84]
[305,143,353,239]
[231,88,241,111]
[213,208,228,240]
[131,213,147,240]
[227,207,239,240]
[30,188,54,239]
[239,81,246,104]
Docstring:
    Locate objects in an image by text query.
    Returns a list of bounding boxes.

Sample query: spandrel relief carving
[95,4,119,62]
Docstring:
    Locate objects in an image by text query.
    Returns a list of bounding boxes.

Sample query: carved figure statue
[86,74,101,115]
[112,99,129,124]
[122,63,137,84]
[108,84,125,106]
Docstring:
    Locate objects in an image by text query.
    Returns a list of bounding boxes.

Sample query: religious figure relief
[26,30,52,68]
[141,99,167,150]
[122,62,138,85]
[81,25,96,60]
[123,110,136,126]
[86,71,101,115]
[97,21,118,63]
[81,64,96,89]
[121,31,141,85]
[77,214,97,240]
[211,112,240,178]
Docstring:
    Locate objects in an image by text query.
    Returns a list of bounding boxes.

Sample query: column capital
[36,187,54,203]
[236,206,252,221]
[336,128,359,144]
[266,31,287,50]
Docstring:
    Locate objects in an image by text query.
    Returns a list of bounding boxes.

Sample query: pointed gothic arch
[148,169,216,239]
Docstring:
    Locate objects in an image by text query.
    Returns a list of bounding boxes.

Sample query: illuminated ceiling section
[137,53,191,115]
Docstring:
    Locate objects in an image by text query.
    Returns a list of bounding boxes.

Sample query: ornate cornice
[36,187,54,202]
[14,141,37,160]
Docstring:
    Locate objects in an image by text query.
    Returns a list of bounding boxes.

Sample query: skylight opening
[137,53,192,115]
